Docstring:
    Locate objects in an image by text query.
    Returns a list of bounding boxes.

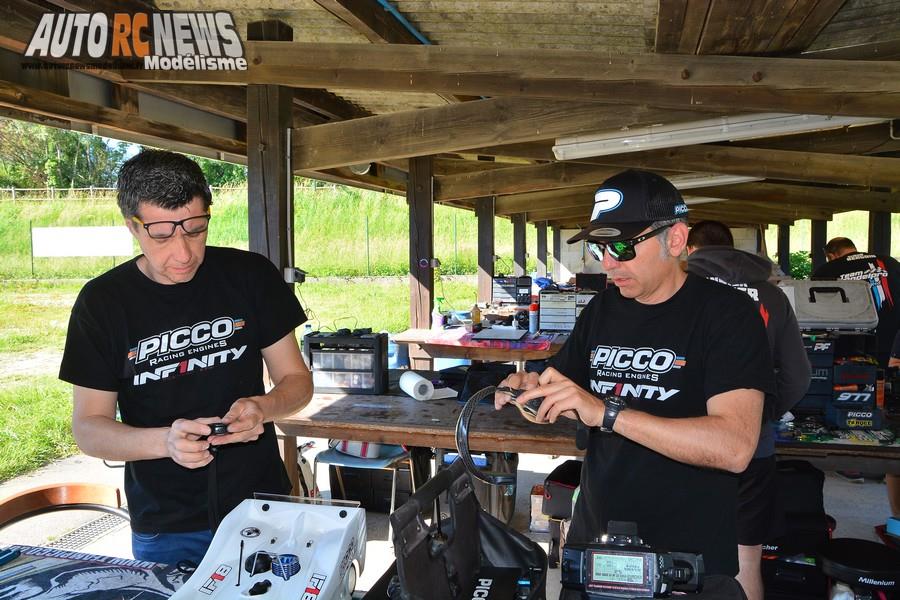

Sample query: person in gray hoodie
[687,220,811,600]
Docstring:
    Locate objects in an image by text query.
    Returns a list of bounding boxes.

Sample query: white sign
[32,226,133,257]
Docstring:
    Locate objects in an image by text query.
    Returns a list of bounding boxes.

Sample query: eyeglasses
[131,213,212,240]
[586,224,672,262]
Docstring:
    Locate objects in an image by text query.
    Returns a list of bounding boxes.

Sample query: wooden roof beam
[439,145,900,200]
[591,146,900,188]
[0,80,246,157]
[310,0,473,105]
[121,42,900,118]
[436,163,622,202]
[698,182,900,212]
[472,123,900,161]
[494,186,598,215]
[290,98,720,170]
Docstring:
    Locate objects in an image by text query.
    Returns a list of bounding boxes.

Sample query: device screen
[591,552,645,585]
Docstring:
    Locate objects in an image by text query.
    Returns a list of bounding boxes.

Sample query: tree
[191,155,247,187]
[0,118,128,188]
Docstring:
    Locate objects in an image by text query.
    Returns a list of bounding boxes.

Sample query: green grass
[0,186,540,278]
[0,376,78,481]
[298,276,477,333]
[0,280,79,353]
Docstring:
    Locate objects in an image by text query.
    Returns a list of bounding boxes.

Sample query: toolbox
[780,280,878,332]
[303,331,388,394]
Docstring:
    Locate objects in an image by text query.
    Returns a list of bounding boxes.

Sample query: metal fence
[0,183,340,201]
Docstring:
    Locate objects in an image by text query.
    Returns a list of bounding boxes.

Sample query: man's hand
[167,417,222,469]
[517,367,604,425]
[208,397,266,448]
[494,371,540,410]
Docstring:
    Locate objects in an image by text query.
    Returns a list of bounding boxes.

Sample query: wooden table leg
[280,434,300,496]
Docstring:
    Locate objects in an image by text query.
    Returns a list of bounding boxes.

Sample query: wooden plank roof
[0,0,897,229]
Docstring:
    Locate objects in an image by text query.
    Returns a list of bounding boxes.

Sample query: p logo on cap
[591,189,624,220]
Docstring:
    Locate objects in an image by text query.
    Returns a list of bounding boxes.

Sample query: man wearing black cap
[496,170,775,596]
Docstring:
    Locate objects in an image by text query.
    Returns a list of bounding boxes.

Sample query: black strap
[207,449,221,533]
[455,385,516,486]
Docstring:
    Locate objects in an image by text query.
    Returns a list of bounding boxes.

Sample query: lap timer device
[561,522,703,599]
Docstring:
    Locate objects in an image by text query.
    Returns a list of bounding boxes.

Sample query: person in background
[687,220,811,600]
[59,150,313,565]
[497,170,775,599]
[815,237,900,532]
[813,237,900,369]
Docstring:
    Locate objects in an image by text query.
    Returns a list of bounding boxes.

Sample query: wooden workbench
[277,390,900,496]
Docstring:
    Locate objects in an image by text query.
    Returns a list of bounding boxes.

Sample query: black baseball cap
[567,170,688,243]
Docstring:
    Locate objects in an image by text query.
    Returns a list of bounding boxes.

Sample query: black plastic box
[304,331,388,394]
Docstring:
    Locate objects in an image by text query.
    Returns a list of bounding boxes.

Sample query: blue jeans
[132,529,213,566]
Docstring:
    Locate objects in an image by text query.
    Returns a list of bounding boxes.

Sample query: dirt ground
[0,350,61,378]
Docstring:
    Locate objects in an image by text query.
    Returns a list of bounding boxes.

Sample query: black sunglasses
[586,224,672,262]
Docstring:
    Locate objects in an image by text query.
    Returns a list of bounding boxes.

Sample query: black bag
[761,460,832,599]
[390,458,546,600]
[542,459,581,519]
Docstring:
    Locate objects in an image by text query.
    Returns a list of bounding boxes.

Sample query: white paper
[431,387,458,400]
[399,370,434,401]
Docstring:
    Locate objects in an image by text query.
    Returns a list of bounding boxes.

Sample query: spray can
[528,303,539,334]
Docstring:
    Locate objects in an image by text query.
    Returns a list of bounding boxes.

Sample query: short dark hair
[824,237,857,256]
[687,220,734,249]
[117,150,212,219]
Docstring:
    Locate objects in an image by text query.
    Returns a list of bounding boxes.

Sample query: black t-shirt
[59,246,306,533]
[549,273,775,576]
[813,252,900,365]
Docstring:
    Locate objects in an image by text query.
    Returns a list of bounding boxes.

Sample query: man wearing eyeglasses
[59,150,312,565]
[496,170,775,597]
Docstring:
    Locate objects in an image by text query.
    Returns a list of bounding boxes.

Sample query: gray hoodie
[688,246,812,457]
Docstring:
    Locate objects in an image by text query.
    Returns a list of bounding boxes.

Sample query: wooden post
[811,219,828,271]
[475,197,495,304]
[552,226,562,282]
[868,211,891,256]
[536,220,548,278]
[408,156,434,370]
[512,213,526,276]
[777,224,791,277]
[247,20,294,272]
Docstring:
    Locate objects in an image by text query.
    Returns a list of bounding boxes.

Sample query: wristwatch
[600,396,627,433]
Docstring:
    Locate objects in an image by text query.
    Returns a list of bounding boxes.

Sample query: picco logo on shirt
[589,345,685,401]
[131,316,243,364]
[128,316,247,386]
[590,345,685,373]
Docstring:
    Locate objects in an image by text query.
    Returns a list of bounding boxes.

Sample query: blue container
[387,339,410,369]
[434,357,471,370]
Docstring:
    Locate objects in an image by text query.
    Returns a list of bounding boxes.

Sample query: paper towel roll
[399,370,434,401]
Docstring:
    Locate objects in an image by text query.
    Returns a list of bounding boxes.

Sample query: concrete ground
[0,442,892,598]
